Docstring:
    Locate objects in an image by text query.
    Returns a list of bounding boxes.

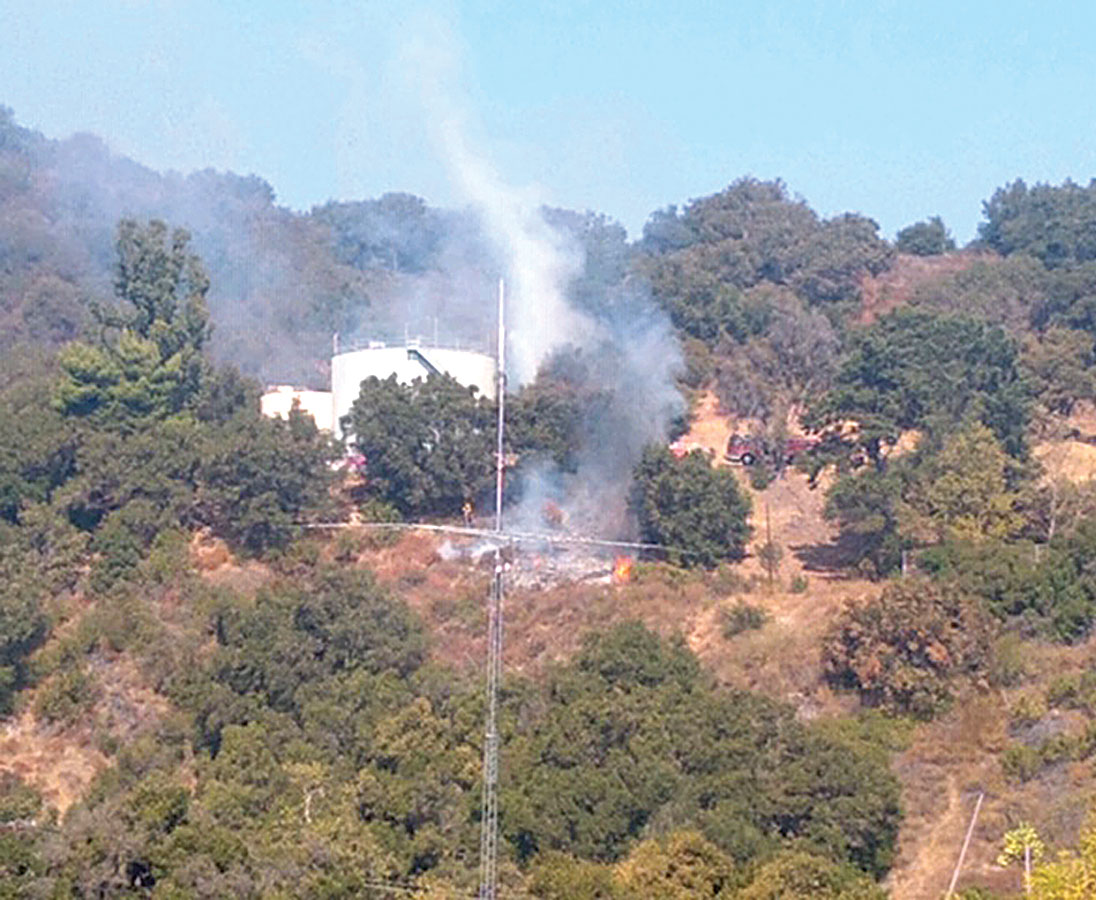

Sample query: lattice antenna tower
[478,279,506,899]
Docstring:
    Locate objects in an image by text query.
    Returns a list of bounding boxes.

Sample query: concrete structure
[331,338,497,438]
[260,385,335,433]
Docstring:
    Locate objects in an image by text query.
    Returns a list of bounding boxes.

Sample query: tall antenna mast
[494,279,506,533]
[478,278,506,899]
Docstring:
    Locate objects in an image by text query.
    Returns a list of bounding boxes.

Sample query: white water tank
[331,340,496,439]
[260,386,335,432]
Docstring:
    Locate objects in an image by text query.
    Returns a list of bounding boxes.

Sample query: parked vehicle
[725,433,818,466]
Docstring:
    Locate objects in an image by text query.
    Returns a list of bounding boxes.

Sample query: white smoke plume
[397,16,685,538]
[401,20,595,385]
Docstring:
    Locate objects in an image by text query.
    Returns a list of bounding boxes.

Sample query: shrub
[631,446,752,567]
[504,623,901,876]
[1047,671,1096,714]
[738,850,887,899]
[789,573,809,593]
[34,665,97,726]
[1001,724,1096,782]
[921,530,1096,644]
[0,772,42,824]
[986,633,1028,688]
[895,216,955,256]
[0,582,48,716]
[822,578,995,718]
[748,461,775,491]
[1008,692,1047,728]
[721,602,770,638]
[1001,743,1043,782]
[711,564,752,595]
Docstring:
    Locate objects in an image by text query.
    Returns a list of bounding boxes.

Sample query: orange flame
[543,501,564,529]
[612,556,633,584]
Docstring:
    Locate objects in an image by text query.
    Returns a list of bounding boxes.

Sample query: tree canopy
[504,622,901,877]
[807,309,1031,466]
[55,219,212,425]
[630,446,752,567]
[980,178,1096,268]
[894,216,955,256]
[344,373,496,519]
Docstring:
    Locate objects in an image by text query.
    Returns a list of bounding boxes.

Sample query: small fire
[542,501,565,529]
[612,556,633,584]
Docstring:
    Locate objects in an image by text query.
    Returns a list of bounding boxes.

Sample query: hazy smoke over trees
[0,75,687,536]
[395,22,684,534]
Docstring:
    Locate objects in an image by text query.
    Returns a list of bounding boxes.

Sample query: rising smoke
[401,20,684,537]
[0,21,685,538]
[401,22,592,386]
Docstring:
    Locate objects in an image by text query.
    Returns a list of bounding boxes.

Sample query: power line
[357,876,516,899]
[299,520,697,558]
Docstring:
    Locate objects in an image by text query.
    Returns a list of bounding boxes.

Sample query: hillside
[9,109,1096,896]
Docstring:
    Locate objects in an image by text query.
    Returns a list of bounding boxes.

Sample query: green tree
[823,463,909,575]
[919,518,1096,643]
[612,830,735,898]
[109,218,211,358]
[1028,814,1096,898]
[630,447,752,567]
[807,310,1031,467]
[195,407,336,554]
[823,578,995,718]
[1022,326,1096,417]
[0,353,75,524]
[980,178,1096,268]
[788,213,894,306]
[345,373,495,518]
[542,207,633,318]
[529,852,622,899]
[509,369,596,473]
[714,287,839,421]
[998,822,1046,896]
[312,192,450,273]
[0,578,48,715]
[638,180,891,347]
[738,850,886,899]
[900,423,1023,544]
[909,255,1048,334]
[895,216,956,256]
[208,566,427,725]
[504,623,900,876]
[55,219,212,425]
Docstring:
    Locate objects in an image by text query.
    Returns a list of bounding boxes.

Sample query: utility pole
[944,792,984,899]
[478,279,506,900]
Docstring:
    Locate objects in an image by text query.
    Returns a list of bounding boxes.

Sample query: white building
[259,385,335,433]
[330,338,497,439]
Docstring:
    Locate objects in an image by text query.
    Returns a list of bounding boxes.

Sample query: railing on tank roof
[333,330,495,357]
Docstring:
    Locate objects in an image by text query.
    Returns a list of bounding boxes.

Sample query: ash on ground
[509,545,617,590]
[436,538,617,589]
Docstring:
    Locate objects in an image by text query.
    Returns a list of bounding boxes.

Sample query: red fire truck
[724,434,818,466]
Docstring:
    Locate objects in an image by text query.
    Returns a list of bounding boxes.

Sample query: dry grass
[885,637,1096,898]
[0,709,108,816]
[1034,438,1096,483]
[0,653,169,817]
[858,252,987,324]
[679,390,736,458]
[354,521,872,721]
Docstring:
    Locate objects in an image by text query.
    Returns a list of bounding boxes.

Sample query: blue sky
[4,0,1096,242]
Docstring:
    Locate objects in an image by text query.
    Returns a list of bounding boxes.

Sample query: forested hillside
[6,102,1096,897]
